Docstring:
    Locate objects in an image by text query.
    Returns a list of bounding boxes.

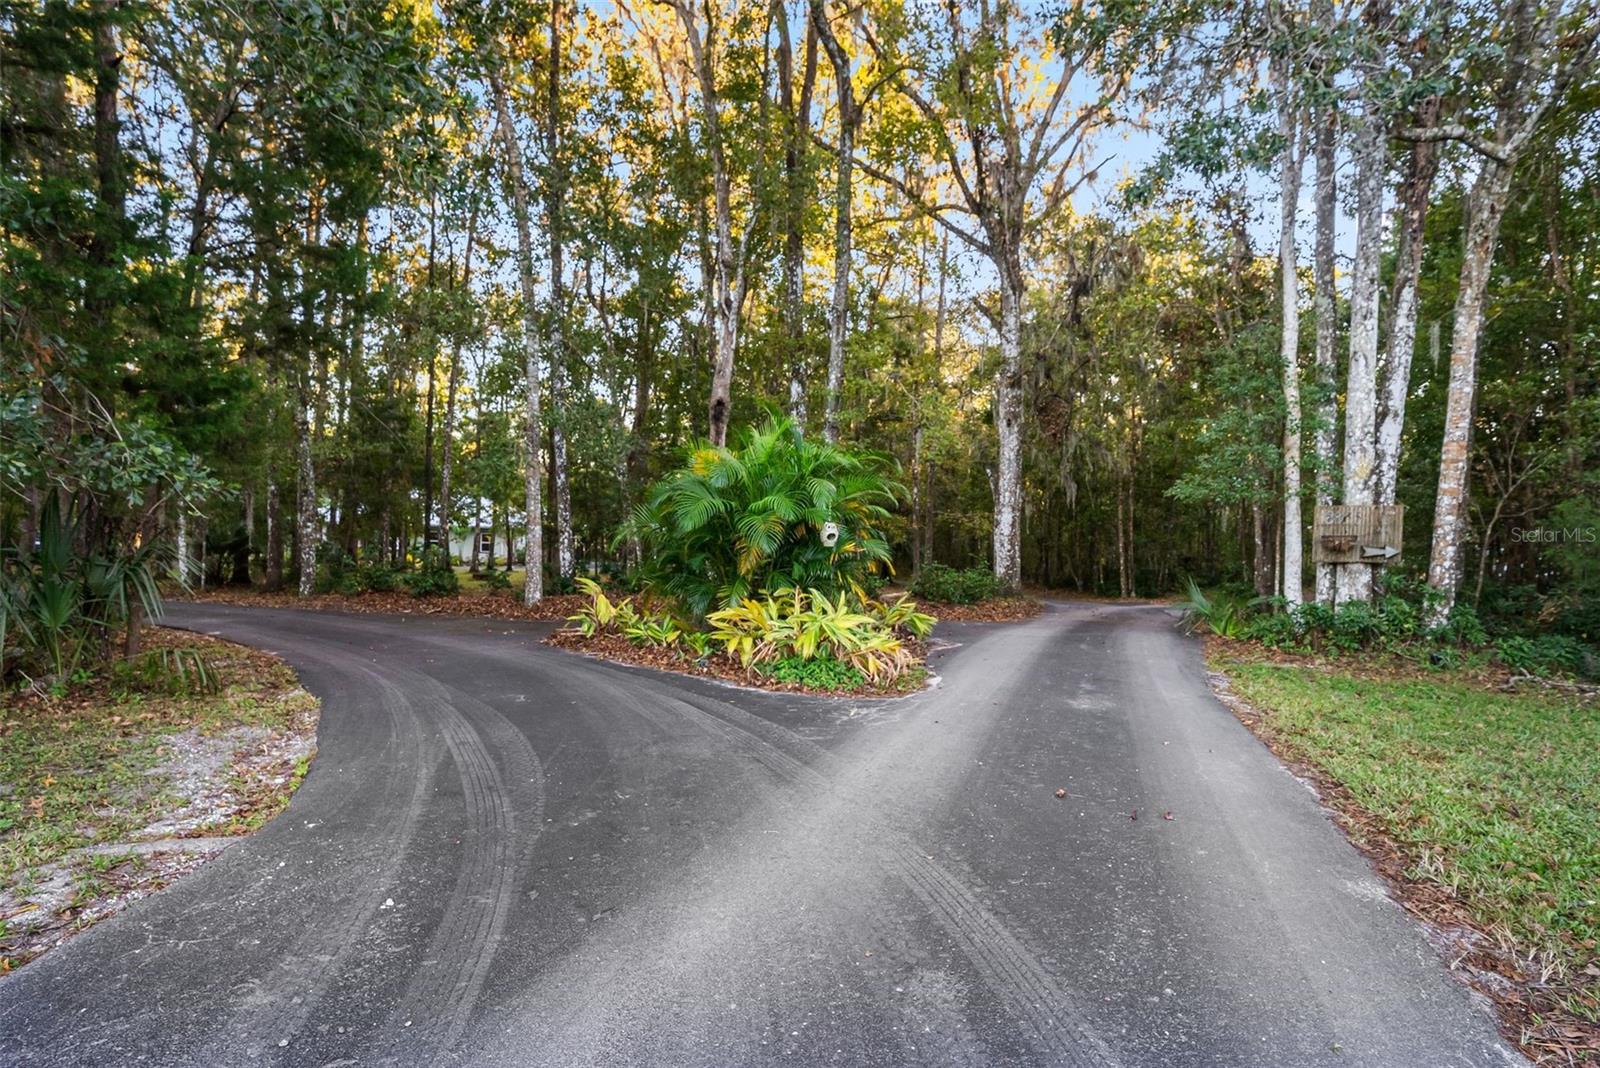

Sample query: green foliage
[705,588,914,684]
[1177,578,1248,638]
[910,564,1004,605]
[113,648,219,697]
[401,546,459,598]
[1,497,163,683]
[1430,602,1488,647]
[762,654,864,690]
[568,577,681,647]
[1494,635,1591,678]
[569,576,635,636]
[865,594,937,638]
[622,615,681,648]
[621,415,901,618]
[478,567,513,593]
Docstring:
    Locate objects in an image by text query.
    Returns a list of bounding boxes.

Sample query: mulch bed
[920,596,1043,623]
[544,628,929,698]
[1206,649,1600,1066]
[182,586,588,622]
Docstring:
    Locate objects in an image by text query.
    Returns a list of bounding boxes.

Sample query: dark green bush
[318,546,399,595]
[479,568,512,593]
[911,563,1004,604]
[1430,602,1488,647]
[313,544,353,594]
[1494,634,1589,677]
[620,414,900,618]
[1553,595,1600,645]
[402,546,459,597]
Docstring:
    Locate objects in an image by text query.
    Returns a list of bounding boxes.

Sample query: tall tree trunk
[992,273,1024,589]
[812,0,854,445]
[780,6,818,428]
[265,474,282,591]
[1426,158,1517,624]
[1374,99,1441,506]
[927,228,947,568]
[175,507,189,586]
[439,211,477,560]
[669,1,745,446]
[243,486,254,556]
[547,0,574,581]
[1336,102,1386,605]
[1252,499,1274,598]
[1116,485,1129,598]
[1311,0,1339,606]
[294,356,318,597]
[91,7,124,241]
[1274,57,1305,607]
[489,65,545,605]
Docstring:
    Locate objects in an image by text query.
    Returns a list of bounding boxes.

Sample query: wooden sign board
[1312,504,1404,565]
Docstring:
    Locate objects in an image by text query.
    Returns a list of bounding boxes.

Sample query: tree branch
[1394,124,1509,164]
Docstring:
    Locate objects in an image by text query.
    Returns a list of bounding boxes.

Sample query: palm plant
[1,496,164,683]
[1177,577,1245,638]
[620,414,903,618]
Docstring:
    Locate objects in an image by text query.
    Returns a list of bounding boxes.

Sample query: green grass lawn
[1222,661,1600,979]
[455,566,525,595]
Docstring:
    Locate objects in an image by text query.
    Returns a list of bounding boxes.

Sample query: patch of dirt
[544,628,929,698]
[1207,666,1600,1066]
[183,586,587,622]
[0,631,319,974]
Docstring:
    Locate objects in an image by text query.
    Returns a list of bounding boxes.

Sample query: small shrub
[705,588,914,684]
[864,593,936,638]
[328,557,399,595]
[314,544,354,594]
[1177,578,1248,638]
[1495,634,1587,677]
[114,647,219,696]
[1552,595,1600,644]
[911,563,1004,605]
[1328,602,1375,652]
[623,615,681,647]
[569,576,635,635]
[1431,602,1487,646]
[478,568,512,593]
[1240,611,1298,648]
[402,546,459,598]
[763,654,864,690]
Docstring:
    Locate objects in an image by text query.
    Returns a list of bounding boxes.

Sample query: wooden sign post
[1311,504,1404,565]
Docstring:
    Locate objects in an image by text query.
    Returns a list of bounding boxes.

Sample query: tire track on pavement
[208,665,435,1065]
[372,669,545,1065]
[645,681,1120,1067]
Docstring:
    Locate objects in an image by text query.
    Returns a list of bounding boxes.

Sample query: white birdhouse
[820,521,840,548]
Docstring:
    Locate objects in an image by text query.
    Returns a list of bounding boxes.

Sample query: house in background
[441,525,521,567]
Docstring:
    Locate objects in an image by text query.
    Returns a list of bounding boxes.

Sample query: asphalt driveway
[0,601,1520,1066]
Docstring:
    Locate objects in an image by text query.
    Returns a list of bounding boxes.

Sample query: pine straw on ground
[1206,639,1599,1066]
[183,586,588,622]
[1,629,319,973]
[545,628,929,697]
